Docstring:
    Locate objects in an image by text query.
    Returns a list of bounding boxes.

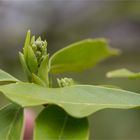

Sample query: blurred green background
[0,0,140,139]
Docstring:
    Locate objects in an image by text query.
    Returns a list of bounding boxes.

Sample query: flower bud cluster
[19,30,49,86]
[31,39,47,66]
[57,78,75,87]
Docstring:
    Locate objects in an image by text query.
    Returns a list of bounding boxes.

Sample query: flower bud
[57,78,75,87]
[31,39,47,67]
[20,30,49,86]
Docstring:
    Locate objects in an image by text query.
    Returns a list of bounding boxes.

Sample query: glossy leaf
[0,104,24,140]
[107,68,140,79]
[0,69,19,84]
[49,39,120,74]
[34,105,89,140]
[1,82,140,118]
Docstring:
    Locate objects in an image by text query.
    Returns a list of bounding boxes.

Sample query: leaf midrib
[3,90,140,107]
[58,114,68,140]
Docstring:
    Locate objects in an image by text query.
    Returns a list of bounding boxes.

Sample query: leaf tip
[27,29,31,34]
[106,72,112,78]
[108,47,121,56]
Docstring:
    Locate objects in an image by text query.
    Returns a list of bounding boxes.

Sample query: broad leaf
[0,69,19,84]
[0,104,24,140]
[49,39,120,74]
[1,82,140,118]
[34,105,89,140]
[107,68,140,79]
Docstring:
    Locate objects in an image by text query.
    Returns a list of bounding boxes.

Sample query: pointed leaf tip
[0,69,19,85]
[106,68,140,79]
[24,30,31,60]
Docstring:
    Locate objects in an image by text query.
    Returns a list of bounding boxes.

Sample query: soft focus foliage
[0,1,140,139]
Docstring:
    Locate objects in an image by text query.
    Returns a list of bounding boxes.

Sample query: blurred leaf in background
[0,0,140,139]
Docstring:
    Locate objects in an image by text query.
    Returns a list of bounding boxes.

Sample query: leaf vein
[58,114,68,140]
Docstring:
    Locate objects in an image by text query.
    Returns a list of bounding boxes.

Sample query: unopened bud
[21,30,49,85]
[57,78,75,87]
[32,44,37,51]
[36,51,41,58]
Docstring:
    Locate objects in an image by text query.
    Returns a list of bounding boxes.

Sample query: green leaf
[107,68,140,79]
[19,52,32,81]
[38,54,49,86]
[27,46,38,73]
[32,73,46,87]
[99,85,121,89]
[1,82,140,118]
[49,39,120,74]
[0,104,24,140]
[34,105,89,140]
[31,35,35,44]
[24,30,31,60]
[0,69,19,85]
